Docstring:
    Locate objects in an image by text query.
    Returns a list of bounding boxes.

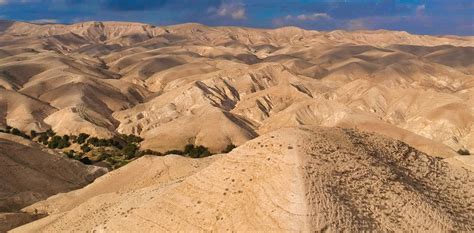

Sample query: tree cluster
[1,125,228,169]
[0,125,30,139]
[163,144,212,158]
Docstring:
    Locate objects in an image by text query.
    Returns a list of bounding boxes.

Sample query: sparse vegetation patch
[0,125,227,169]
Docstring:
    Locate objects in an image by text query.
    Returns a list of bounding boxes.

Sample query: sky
[0,0,473,35]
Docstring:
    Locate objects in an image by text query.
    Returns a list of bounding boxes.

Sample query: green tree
[108,139,123,149]
[184,144,195,154]
[77,133,90,144]
[121,134,143,144]
[11,128,21,135]
[46,129,55,137]
[81,144,92,153]
[141,149,163,156]
[98,139,110,147]
[38,134,49,145]
[122,143,139,159]
[64,150,76,159]
[87,137,99,147]
[11,128,29,138]
[30,130,37,138]
[188,145,211,158]
[48,136,62,149]
[97,152,112,161]
[79,157,92,165]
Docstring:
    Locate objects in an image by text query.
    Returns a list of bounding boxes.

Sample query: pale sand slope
[1,20,473,154]
[0,133,107,231]
[14,127,474,232]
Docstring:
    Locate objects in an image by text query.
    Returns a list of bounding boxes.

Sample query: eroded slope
[13,127,474,232]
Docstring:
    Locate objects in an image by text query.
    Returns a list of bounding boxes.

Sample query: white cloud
[284,13,332,21]
[30,19,59,24]
[0,0,8,5]
[346,19,369,30]
[416,5,426,12]
[209,1,247,20]
[416,4,426,16]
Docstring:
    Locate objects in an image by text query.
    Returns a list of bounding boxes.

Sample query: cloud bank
[0,0,472,35]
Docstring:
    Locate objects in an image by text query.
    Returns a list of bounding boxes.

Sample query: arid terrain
[0,20,473,231]
[0,132,106,231]
[12,128,474,231]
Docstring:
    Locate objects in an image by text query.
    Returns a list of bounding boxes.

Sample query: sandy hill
[0,20,472,157]
[2,19,474,232]
[0,133,107,231]
[12,127,474,232]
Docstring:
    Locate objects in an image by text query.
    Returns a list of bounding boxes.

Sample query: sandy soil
[12,127,474,232]
[0,20,472,155]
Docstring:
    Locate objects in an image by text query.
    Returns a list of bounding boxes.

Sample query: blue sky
[0,0,473,35]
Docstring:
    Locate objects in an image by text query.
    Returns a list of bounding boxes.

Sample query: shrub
[457,148,470,155]
[184,144,195,154]
[64,150,76,159]
[48,136,62,149]
[48,140,58,148]
[108,139,123,149]
[70,135,77,143]
[38,134,49,145]
[87,137,99,146]
[141,149,163,156]
[81,144,92,153]
[30,130,37,138]
[112,160,129,169]
[58,139,71,149]
[79,157,92,165]
[11,128,29,139]
[46,129,55,137]
[96,152,112,162]
[188,145,211,158]
[77,133,90,144]
[98,139,111,147]
[11,128,21,135]
[222,144,236,153]
[121,134,143,144]
[122,143,139,159]
[47,135,70,149]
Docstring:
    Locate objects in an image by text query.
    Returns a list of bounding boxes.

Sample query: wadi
[0,20,473,232]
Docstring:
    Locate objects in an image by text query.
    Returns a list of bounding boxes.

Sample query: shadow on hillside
[0,20,14,33]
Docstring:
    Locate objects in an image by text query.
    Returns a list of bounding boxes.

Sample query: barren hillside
[1,20,474,231]
[1,20,473,156]
[0,133,107,231]
[13,127,474,232]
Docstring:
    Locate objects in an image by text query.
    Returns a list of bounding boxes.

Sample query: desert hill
[1,19,473,232]
[12,127,474,232]
[1,20,473,157]
[0,133,107,231]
